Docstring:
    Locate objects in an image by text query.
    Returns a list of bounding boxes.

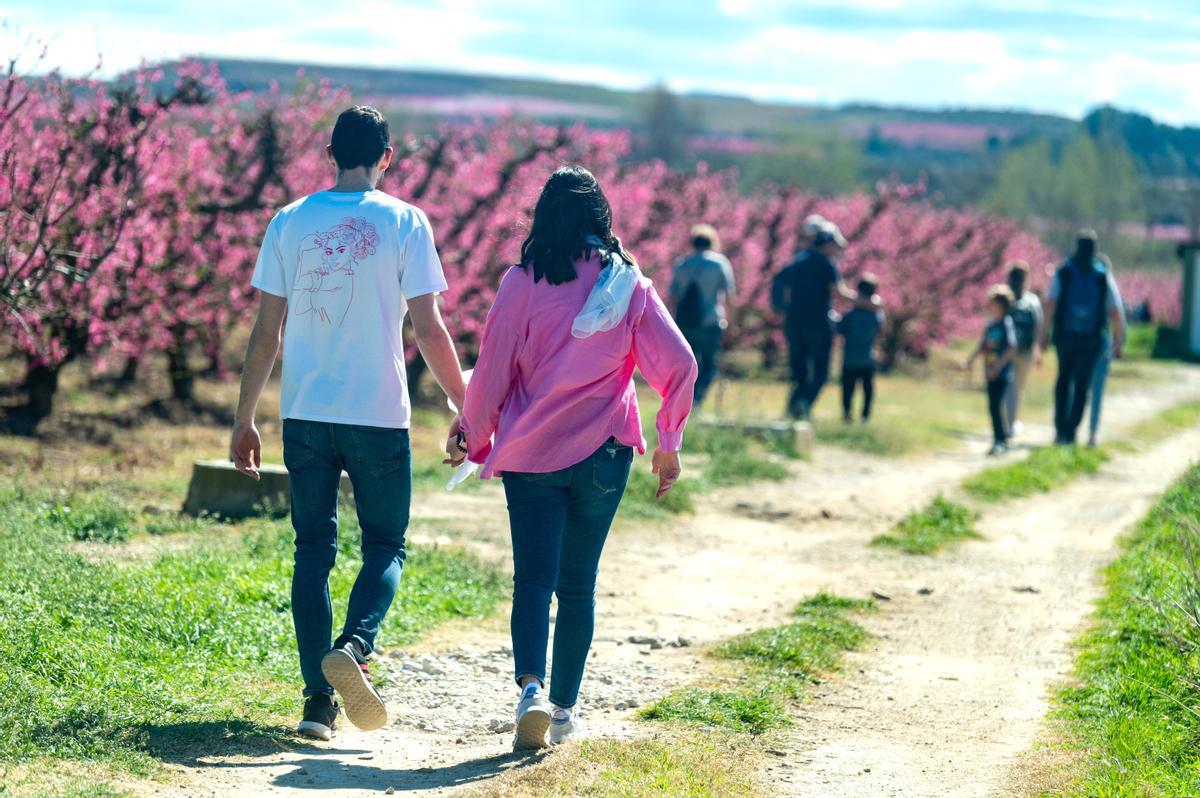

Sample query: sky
[5,0,1200,125]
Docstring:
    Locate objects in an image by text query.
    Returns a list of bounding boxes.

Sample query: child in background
[837,274,885,424]
[966,285,1017,455]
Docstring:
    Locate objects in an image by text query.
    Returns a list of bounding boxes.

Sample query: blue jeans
[1089,341,1113,438]
[501,440,633,709]
[787,326,832,417]
[680,324,722,405]
[283,419,411,697]
[1054,332,1103,442]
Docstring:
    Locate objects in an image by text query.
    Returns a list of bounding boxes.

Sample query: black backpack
[675,281,705,329]
[1055,259,1108,338]
[1010,299,1037,352]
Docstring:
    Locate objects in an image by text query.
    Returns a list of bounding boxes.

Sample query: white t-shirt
[251,189,447,428]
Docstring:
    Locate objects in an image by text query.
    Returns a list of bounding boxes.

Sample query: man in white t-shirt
[230,106,466,741]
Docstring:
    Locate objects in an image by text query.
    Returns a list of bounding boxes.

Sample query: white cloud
[4,0,1200,123]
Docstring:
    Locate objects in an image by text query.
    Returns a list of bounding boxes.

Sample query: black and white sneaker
[297,693,339,741]
[322,642,388,731]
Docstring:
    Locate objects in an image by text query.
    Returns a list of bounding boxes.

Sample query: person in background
[771,222,870,420]
[1003,260,1043,438]
[1042,230,1125,445]
[1086,255,1126,447]
[837,273,885,424]
[230,106,467,741]
[966,285,1017,455]
[669,224,735,406]
[451,166,697,751]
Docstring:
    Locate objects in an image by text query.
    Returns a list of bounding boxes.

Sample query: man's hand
[230,420,263,480]
[651,448,682,499]
[443,414,466,467]
[1034,346,1044,368]
[1113,340,1124,360]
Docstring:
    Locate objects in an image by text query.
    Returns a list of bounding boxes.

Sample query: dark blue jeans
[680,324,722,405]
[1054,333,1103,442]
[787,326,832,417]
[283,419,411,697]
[501,440,633,709]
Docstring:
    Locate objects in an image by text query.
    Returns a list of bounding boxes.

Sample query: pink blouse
[460,254,698,478]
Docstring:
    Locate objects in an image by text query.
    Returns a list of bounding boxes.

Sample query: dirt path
[168,367,1200,797]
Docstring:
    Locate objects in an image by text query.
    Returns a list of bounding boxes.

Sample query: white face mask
[571,235,640,339]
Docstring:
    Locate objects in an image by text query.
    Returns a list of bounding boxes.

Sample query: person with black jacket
[1041,231,1125,445]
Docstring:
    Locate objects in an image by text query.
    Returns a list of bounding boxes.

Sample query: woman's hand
[443,414,466,467]
[651,448,682,499]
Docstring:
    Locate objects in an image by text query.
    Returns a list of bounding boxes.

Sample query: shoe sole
[297,720,334,741]
[513,706,551,751]
[322,649,388,731]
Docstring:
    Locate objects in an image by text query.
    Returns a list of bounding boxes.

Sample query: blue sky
[5,0,1199,124]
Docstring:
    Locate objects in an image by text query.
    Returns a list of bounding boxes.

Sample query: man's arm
[832,281,858,302]
[231,292,288,480]
[409,292,467,411]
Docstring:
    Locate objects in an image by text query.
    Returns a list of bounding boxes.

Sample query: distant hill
[172,58,1199,223]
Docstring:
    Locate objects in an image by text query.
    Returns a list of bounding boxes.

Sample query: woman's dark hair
[330,106,390,171]
[519,166,634,285]
[1073,229,1098,266]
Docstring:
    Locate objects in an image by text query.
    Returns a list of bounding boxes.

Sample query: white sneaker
[513,683,551,751]
[548,706,586,745]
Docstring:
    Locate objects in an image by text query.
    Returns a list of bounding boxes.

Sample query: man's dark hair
[692,233,713,250]
[1073,229,1098,265]
[1007,259,1029,293]
[330,106,390,171]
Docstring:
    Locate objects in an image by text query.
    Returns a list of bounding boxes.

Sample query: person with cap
[669,224,736,406]
[1041,230,1125,445]
[771,221,871,420]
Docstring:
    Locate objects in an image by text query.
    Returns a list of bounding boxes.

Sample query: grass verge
[0,482,506,783]
[1121,400,1200,447]
[870,496,982,555]
[475,733,761,797]
[640,594,874,733]
[1049,465,1200,795]
[962,446,1108,503]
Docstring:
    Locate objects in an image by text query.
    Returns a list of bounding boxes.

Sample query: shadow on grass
[139,719,355,766]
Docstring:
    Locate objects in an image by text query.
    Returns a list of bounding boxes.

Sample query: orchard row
[0,60,1178,422]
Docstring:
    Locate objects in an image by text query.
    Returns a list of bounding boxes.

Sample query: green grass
[962,446,1109,502]
[0,482,506,781]
[484,735,761,797]
[638,688,788,734]
[1122,400,1200,446]
[812,421,920,457]
[870,496,982,555]
[691,427,791,487]
[41,490,137,543]
[1050,466,1200,796]
[640,594,873,733]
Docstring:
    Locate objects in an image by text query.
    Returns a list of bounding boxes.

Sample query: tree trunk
[23,363,60,423]
[117,356,140,387]
[168,341,195,404]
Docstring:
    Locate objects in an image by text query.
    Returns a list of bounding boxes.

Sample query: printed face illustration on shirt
[293,216,380,327]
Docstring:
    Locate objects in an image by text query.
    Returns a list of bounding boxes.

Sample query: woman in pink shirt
[448,166,697,750]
